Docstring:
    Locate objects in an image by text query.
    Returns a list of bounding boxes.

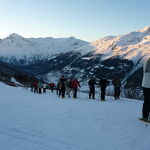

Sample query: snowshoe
[139,118,150,123]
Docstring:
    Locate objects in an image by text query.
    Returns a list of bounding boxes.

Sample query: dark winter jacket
[57,80,61,89]
[112,77,121,87]
[99,78,109,87]
[88,79,97,87]
[59,78,66,88]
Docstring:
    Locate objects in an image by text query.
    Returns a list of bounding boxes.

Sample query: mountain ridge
[1,25,150,63]
[0,26,150,90]
[0,34,88,59]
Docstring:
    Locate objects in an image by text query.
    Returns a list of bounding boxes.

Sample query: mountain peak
[9,33,24,39]
[139,25,150,32]
[68,36,75,39]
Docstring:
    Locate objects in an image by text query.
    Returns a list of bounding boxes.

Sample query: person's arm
[78,81,81,88]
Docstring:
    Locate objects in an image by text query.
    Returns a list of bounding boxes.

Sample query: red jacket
[49,83,55,87]
[71,80,80,88]
[33,81,39,88]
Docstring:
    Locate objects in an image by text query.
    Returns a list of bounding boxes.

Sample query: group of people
[56,74,121,101]
[56,75,80,98]
[30,74,121,101]
[31,81,55,94]
[88,75,121,101]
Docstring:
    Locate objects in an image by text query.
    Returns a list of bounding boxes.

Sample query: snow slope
[0,82,149,150]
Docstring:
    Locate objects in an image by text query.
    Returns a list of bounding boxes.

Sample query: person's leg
[34,87,36,93]
[92,87,95,99]
[39,88,41,94]
[142,87,150,119]
[114,87,117,100]
[101,88,103,100]
[74,88,77,98]
[50,87,52,92]
[117,87,120,99]
[101,87,105,100]
[56,87,59,95]
[59,88,62,97]
[68,88,71,97]
[89,87,92,99]
[103,87,106,100]
[62,87,65,98]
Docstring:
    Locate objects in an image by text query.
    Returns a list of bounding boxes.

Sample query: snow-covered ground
[0,82,149,150]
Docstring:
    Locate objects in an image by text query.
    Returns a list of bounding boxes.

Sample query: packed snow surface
[0,82,149,150]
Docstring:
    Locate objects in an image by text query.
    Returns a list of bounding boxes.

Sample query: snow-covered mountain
[0,33,88,65]
[91,26,150,63]
[0,26,150,89]
[1,26,150,62]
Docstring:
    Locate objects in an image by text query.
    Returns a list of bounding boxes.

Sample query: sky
[0,0,150,42]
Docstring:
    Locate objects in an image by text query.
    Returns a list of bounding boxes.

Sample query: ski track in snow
[0,83,150,150]
[0,127,87,150]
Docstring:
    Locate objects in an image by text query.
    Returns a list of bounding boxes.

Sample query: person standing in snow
[71,78,81,98]
[88,77,97,99]
[33,80,39,93]
[38,82,43,94]
[49,82,55,92]
[112,75,121,100]
[43,82,47,93]
[140,58,150,121]
[59,75,66,98]
[99,75,109,101]
[56,79,61,95]
[66,78,72,97]
[30,81,34,92]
